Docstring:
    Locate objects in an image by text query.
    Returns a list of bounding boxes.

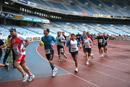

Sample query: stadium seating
[28,0,130,16]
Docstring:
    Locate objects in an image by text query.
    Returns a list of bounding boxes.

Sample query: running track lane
[37,40,130,87]
[0,74,96,87]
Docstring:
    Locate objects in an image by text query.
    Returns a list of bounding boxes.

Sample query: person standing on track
[83,34,93,65]
[56,31,67,62]
[66,34,80,73]
[40,28,58,76]
[3,35,15,67]
[96,33,105,58]
[9,28,34,82]
[103,33,109,55]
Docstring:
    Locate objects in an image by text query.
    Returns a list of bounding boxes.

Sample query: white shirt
[70,40,78,52]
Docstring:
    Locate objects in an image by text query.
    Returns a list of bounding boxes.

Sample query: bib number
[71,47,77,52]
[99,39,103,43]
[85,43,89,48]
[45,49,50,54]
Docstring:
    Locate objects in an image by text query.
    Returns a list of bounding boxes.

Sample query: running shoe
[52,67,58,77]
[28,74,35,82]
[86,61,89,65]
[75,68,78,73]
[4,64,9,71]
[64,54,68,59]
[22,74,29,82]
[91,53,94,59]
[101,54,104,57]
[99,55,102,58]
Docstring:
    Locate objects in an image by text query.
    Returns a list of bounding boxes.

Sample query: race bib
[45,49,50,54]
[71,46,77,52]
[85,42,89,48]
[99,39,103,43]
[60,48,63,53]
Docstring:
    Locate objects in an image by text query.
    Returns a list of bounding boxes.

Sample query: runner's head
[44,28,50,36]
[83,31,86,35]
[57,31,61,36]
[71,33,75,40]
[9,28,16,37]
[62,32,65,35]
[98,33,101,36]
[103,32,106,36]
[85,33,88,38]
[87,32,90,36]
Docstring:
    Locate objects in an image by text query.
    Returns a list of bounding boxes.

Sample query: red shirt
[88,36,93,42]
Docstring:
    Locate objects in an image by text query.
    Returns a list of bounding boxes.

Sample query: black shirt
[0,39,4,47]
[104,36,108,43]
[0,39,4,58]
[96,36,104,45]
[76,34,81,41]
[63,35,66,40]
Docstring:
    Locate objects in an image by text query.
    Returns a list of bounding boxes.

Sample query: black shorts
[98,45,104,50]
[71,51,78,57]
[84,48,91,54]
[46,50,54,61]
[104,43,107,47]
[57,45,64,55]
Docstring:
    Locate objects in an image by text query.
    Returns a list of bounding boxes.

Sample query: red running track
[1,40,130,87]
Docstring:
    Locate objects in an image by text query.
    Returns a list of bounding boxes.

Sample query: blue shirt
[80,34,85,41]
[41,35,57,50]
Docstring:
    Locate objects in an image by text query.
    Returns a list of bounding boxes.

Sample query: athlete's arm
[66,39,70,47]
[60,36,65,42]
[52,36,57,45]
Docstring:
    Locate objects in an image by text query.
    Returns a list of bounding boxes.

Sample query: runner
[96,33,105,58]
[80,31,86,52]
[66,34,80,73]
[40,28,58,76]
[62,32,67,54]
[0,39,9,70]
[83,34,93,65]
[3,35,15,67]
[76,33,81,42]
[9,28,34,82]
[56,31,67,62]
[103,32,109,55]
[87,32,94,59]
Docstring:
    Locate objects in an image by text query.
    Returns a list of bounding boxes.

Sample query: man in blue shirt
[40,28,58,77]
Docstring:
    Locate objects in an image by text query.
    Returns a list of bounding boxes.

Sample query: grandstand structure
[0,0,130,40]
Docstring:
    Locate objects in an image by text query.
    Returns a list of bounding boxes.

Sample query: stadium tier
[27,0,130,16]
[1,22,130,37]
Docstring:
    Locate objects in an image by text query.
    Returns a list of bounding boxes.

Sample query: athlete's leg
[14,61,26,76]
[0,63,5,67]
[21,63,32,76]
[71,52,78,72]
[3,49,11,64]
[57,45,62,62]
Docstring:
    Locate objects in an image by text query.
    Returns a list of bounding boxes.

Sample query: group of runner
[40,29,109,75]
[0,28,108,83]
